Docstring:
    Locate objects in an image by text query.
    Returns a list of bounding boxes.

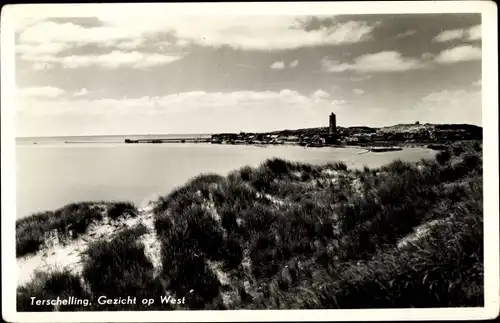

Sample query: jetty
[124,138,210,144]
[368,146,403,152]
[427,144,449,151]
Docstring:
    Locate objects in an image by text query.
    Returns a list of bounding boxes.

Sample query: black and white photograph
[1,2,498,322]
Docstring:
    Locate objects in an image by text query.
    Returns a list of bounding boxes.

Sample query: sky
[13,10,482,137]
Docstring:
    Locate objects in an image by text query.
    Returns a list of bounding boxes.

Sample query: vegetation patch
[17,269,92,312]
[107,201,138,220]
[16,203,103,258]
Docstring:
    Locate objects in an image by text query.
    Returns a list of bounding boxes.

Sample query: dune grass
[16,140,483,311]
[107,201,137,220]
[17,269,92,312]
[81,224,171,310]
[16,201,138,258]
[16,203,104,258]
[17,224,172,311]
[151,141,483,309]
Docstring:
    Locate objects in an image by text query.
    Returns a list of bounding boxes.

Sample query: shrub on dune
[107,201,138,220]
[17,269,90,312]
[82,225,154,303]
[16,202,105,258]
[301,195,483,309]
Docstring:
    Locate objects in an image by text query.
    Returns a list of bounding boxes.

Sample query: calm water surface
[16,138,437,219]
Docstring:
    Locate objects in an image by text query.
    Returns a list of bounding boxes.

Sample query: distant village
[210,113,482,148]
[125,112,482,149]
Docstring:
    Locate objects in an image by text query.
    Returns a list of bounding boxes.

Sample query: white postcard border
[2,2,498,322]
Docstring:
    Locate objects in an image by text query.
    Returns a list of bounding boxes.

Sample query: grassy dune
[16,141,483,311]
[16,201,137,258]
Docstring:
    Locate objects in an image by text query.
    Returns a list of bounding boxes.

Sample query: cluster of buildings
[211,133,299,145]
[209,113,482,147]
[210,113,339,146]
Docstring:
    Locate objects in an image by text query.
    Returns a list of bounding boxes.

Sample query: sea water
[16,136,437,218]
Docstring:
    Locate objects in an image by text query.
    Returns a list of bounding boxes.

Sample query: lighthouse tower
[329,113,337,134]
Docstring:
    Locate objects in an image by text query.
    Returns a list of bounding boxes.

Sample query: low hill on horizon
[267,123,482,135]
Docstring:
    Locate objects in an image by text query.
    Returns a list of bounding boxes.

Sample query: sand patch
[137,207,163,276]
[207,260,230,286]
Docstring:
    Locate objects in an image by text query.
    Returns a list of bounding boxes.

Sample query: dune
[16,201,160,287]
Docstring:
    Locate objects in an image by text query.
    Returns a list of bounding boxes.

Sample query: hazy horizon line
[16,121,482,139]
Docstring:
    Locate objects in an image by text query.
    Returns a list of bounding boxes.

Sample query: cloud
[433,24,481,42]
[421,52,435,60]
[433,29,465,43]
[16,16,378,74]
[16,19,184,70]
[162,18,377,50]
[18,16,378,51]
[468,25,481,41]
[18,89,342,134]
[18,21,135,45]
[16,42,71,59]
[322,51,425,73]
[24,51,183,69]
[415,88,481,125]
[395,30,417,38]
[17,86,66,98]
[74,88,89,97]
[349,74,373,82]
[353,88,364,95]
[323,45,480,74]
[271,60,300,70]
[18,89,337,116]
[420,89,468,104]
[434,45,481,64]
[270,61,285,69]
[32,62,54,71]
[311,89,330,100]
[13,17,47,32]
[63,51,182,69]
[115,39,146,50]
[472,79,481,86]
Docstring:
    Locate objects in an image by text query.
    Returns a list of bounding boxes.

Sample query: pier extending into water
[124,138,210,144]
[368,146,403,152]
[124,137,406,152]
